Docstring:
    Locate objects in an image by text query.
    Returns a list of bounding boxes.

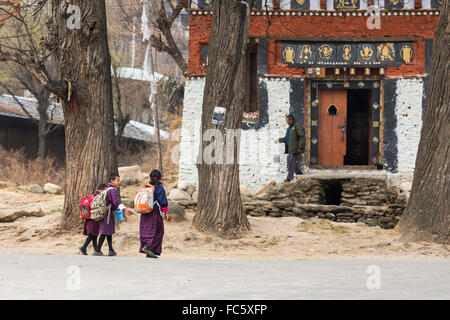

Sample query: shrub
[0,146,64,186]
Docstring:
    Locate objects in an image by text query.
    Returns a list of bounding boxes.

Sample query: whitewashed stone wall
[395,78,424,173]
[178,78,203,186]
[179,78,291,193]
[179,77,425,192]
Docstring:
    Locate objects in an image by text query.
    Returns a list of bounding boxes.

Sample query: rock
[167,200,186,222]
[168,188,192,201]
[272,199,295,209]
[185,184,196,196]
[247,210,266,217]
[253,181,277,198]
[121,198,134,208]
[396,192,408,204]
[176,200,197,207]
[118,165,144,182]
[325,213,336,220]
[399,181,412,193]
[192,190,198,202]
[29,184,44,194]
[240,187,252,197]
[177,181,188,191]
[43,183,62,195]
[0,209,45,223]
[120,178,138,187]
[17,235,30,242]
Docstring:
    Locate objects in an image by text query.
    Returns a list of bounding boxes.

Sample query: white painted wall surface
[178,78,291,192]
[395,78,424,173]
[179,77,425,192]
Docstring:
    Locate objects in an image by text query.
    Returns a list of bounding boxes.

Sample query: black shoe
[93,251,104,256]
[108,250,117,257]
[79,246,87,256]
[146,254,158,259]
[142,246,157,258]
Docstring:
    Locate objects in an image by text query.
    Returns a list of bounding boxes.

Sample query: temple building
[179,0,442,192]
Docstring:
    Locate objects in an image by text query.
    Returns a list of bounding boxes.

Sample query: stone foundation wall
[244,176,406,229]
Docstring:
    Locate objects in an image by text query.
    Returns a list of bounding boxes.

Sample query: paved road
[0,253,449,299]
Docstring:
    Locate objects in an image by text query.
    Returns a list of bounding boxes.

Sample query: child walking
[79,184,107,256]
[139,169,168,259]
[98,174,132,256]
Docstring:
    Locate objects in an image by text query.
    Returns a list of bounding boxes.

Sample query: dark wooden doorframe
[309,80,382,168]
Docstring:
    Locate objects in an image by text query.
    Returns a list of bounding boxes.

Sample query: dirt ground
[0,183,449,260]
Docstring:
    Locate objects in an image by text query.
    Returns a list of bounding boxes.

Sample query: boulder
[29,184,44,194]
[399,181,412,193]
[167,200,186,222]
[43,183,62,195]
[120,178,138,187]
[177,181,188,191]
[121,198,134,208]
[272,199,295,209]
[240,187,252,197]
[168,188,192,201]
[192,190,198,202]
[118,166,144,182]
[253,181,277,199]
[185,184,196,196]
[0,209,45,223]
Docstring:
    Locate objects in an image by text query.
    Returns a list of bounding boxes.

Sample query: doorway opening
[344,89,371,165]
[321,180,343,205]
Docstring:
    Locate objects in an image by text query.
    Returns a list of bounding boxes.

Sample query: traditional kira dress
[99,184,124,236]
[139,184,168,255]
[82,190,100,236]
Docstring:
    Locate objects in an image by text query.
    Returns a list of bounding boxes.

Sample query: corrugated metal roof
[0,94,168,142]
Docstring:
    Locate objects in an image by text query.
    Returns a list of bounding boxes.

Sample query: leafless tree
[399,0,450,244]
[0,0,117,230]
[193,0,255,238]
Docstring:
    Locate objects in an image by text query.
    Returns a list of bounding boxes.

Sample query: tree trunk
[398,1,450,244]
[50,0,117,230]
[193,0,254,238]
[37,96,50,160]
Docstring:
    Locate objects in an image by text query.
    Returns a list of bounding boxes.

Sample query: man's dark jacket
[279,121,306,154]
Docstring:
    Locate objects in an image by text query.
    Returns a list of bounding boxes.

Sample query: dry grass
[0,146,64,186]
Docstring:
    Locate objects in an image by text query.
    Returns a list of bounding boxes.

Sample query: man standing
[278,114,306,182]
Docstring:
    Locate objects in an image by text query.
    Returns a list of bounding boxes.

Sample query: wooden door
[318,89,347,166]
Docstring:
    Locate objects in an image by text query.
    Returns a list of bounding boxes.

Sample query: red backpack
[80,194,96,219]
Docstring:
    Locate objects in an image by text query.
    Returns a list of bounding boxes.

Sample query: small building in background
[0,94,168,163]
[180,1,442,192]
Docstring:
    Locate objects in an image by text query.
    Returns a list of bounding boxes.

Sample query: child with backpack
[136,169,168,259]
[97,174,132,256]
[79,184,107,256]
